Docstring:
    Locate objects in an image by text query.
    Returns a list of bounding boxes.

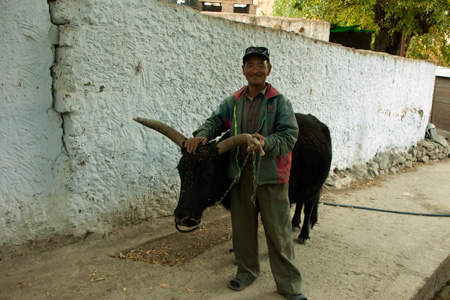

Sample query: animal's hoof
[291,225,300,232]
[297,237,308,245]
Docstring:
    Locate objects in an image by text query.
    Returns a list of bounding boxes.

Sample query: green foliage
[273,0,303,18]
[273,0,450,67]
[375,0,449,36]
[273,0,377,29]
[407,28,450,67]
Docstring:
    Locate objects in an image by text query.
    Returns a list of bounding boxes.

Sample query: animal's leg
[297,193,319,244]
[291,201,303,231]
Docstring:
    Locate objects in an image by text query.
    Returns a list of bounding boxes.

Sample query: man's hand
[247,133,265,155]
[185,136,207,153]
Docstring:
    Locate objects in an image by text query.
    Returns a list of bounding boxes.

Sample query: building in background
[174,0,274,15]
[431,67,450,132]
[171,0,329,41]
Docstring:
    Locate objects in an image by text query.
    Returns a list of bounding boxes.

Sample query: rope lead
[320,201,450,217]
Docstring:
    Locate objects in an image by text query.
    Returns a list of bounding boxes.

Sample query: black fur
[289,114,332,244]
[174,113,332,244]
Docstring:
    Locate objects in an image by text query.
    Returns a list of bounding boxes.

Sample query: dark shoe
[283,293,307,300]
[228,277,249,291]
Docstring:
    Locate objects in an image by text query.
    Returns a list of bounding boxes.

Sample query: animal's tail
[310,195,319,229]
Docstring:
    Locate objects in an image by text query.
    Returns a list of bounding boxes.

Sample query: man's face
[242,55,272,86]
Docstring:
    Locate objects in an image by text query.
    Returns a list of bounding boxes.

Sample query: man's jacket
[193,83,299,184]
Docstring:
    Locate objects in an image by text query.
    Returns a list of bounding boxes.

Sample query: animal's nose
[174,214,200,228]
[174,210,187,224]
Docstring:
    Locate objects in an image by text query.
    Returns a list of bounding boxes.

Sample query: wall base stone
[327,136,450,189]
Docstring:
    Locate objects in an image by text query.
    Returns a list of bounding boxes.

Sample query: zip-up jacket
[193,83,299,184]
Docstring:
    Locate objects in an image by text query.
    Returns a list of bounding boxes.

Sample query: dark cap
[243,47,270,64]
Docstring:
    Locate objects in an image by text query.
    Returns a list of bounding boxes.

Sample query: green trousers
[230,164,303,294]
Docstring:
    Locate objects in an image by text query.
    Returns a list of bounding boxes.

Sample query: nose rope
[176,154,251,233]
[216,151,260,207]
[250,152,260,207]
[175,223,199,233]
[186,149,261,229]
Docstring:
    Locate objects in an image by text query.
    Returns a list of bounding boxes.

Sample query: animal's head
[174,143,221,231]
[134,117,254,233]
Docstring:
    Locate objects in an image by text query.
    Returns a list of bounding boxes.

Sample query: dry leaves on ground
[115,217,232,266]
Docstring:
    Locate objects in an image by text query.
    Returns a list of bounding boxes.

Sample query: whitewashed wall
[0,0,436,249]
[0,0,68,249]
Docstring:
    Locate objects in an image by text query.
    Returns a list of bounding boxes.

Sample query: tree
[273,0,450,67]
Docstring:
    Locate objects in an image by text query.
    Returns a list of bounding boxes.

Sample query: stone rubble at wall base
[327,136,450,189]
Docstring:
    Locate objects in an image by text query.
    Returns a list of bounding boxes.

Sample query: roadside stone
[368,169,379,177]
[378,152,391,170]
[337,176,353,189]
[420,156,430,163]
[421,140,436,151]
[352,164,370,181]
[368,161,379,170]
[325,135,448,189]
[391,153,406,166]
[368,162,379,177]
[433,135,449,147]
[416,150,423,158]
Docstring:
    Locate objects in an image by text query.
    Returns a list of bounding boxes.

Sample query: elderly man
[185,47,307,300]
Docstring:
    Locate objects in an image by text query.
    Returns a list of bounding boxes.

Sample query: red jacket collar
[233,83,279,101]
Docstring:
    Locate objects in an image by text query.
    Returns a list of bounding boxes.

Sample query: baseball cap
[243,46,270,64]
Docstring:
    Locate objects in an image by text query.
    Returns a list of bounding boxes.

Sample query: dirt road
[1,159,449,300]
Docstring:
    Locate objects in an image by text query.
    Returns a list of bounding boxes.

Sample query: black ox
[134,113,332,244]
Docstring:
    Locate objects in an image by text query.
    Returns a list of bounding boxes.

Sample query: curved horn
[217,133,265,155]
[133,117,187,148]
